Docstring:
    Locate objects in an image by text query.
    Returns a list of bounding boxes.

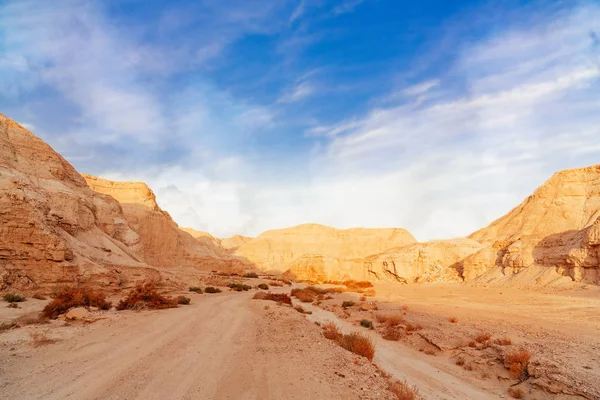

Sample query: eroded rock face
[0,113,149,290]
[465,165,600,284]
[83,176,252,273]
[282,238,483,283]
[235,223,416,273]
[220,235,253,250]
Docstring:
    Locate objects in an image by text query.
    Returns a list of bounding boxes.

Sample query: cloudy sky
[1,0,599,240]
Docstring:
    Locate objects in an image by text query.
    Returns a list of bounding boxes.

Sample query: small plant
[116,283,176,311]
[339,332,375,361]
[252,292,292,305]
[495,337,512,346]
[360,319,374,329]
[176,296,191,305]
[448,317,458,323]
[322,322,342,340]
[342,301,355,308]
[508,387,525,399]
[382,326,403,341]
[32,293,47,300]
[228,283,252,291]
[475,333,492,343]
[257,283,269,290]
[3,293,26,303]
[189,287,203,294]
[42,286,111,319]
[505,350,531,380]
[388,379,419,400]
[204,287,222,294]
[455,357,465,366]
[268,281,283,287]
[243,272,259,278]
[468,341,477,348]
[386,314,404,327]
[291,289,316,303]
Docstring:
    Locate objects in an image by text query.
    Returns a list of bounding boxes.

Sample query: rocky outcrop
[83,175,252,273]
[465,165,600,285]
[235,223,416,273]
[363,238,484,283]
[0,113,153,290]
[282,238,483,283]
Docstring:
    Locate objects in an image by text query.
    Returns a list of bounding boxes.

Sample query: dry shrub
[342,300,355,308]
[32,293,47,300]
[448,316,458,323]
[360,319,374,329]
[3,293,26,302]
[386,314,404,327]
[475,333,492,343]
[294,305,305,313]
[468,341,477,348]
[508,387,525,399]
[257,283,269,290]
[292,289,316,303]
[505,350,531,380]
[339,332,375,361]
[455,356,465,366]
[382,326,403,341]
[116,283,176,311]
[204,286,221,293]
[29,331,57,347]
[323,322,342,340]
[175,296,191,305]
[252,292,292,305]
[321,323,375,360]
[268,281,284,287]
[376,314,388,323]
[388,379,419,400]
[42,286,112,319]
[495,337,512,346]
[402,305,409,311]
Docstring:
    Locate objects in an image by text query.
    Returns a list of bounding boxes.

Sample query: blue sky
[1,0,599,239]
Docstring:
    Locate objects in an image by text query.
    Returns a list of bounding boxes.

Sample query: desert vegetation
[252,292,292,305]
[360,319,374,329]
[175,296,191,305]
[448,316,458,323]
[42,286,112,319]
[3,293,26,302]
[505,350,531,380]
[388,379,419,400]
[321,322,375,361]
[228,283,252,291]
[243,272,259,278]
[189,287,203,293]
[257,283,269,290]
[507,386,525,399]
[116,283,177,311]
[204,286,222,293]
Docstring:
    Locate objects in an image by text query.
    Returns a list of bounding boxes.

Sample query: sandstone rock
[465,165,600,285]
[220,234,253,250]
[83,175,253,273]
[65,307,90,320]
[235,223,416,274]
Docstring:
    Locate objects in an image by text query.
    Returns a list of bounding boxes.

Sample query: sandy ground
[311,283,600,400]
[0,290,394,400]
[1,282,599,400]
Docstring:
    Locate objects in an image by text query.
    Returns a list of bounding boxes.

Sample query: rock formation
[0,113,250,292]
[464,165,600,284]
[234,223,416,274]
[220,234,253,250]
[0,113,152,290]
[83,175,251,272]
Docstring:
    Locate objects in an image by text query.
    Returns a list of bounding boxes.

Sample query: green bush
[258,283,269,290]
[228,283,252,291]
[189,287,203,293]
[204,287,221,294]
[176,296,191,305]
[342,301,355,308]
[3,293,26,303]
[360,319,374,329]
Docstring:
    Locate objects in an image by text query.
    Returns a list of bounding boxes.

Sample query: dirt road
[0,292,393,400]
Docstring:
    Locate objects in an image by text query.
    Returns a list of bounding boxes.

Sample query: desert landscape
[1,111,599,400]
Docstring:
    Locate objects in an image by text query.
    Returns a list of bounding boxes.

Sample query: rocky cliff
[235,223,416,274]
[0,113,154,290]
[464,165,600,285]
[83,175,251,272]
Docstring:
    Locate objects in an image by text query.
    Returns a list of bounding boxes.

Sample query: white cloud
[401,79,440,96]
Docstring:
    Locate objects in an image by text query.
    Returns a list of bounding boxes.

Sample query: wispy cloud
[332,0,368,16]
